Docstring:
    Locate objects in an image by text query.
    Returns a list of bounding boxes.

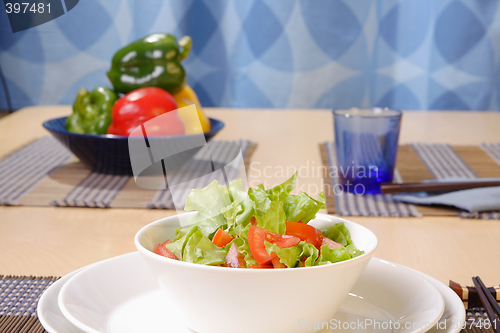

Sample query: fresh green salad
[153,173,364,268]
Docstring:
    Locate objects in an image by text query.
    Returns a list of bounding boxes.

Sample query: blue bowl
[43,117,225,175]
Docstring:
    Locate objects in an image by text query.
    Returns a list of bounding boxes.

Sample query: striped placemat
[320,142,500,219]
[0,274,491,333]
[0,137,256,209]
[0,275,58,333]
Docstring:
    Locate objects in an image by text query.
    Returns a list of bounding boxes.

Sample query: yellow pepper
[173,85,211,134]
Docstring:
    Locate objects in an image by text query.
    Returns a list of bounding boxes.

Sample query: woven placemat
[320,142,500,219]
[0,275,59,333]
[0,137,256,209]
[0,274,491,333]
[462,310,498,333]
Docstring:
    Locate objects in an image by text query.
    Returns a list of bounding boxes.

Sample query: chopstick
[472,276,500,333]
[380,181,500,194]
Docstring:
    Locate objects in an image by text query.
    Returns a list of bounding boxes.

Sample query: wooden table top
[1,106,500,287]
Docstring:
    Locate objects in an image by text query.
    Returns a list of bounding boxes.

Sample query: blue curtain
[0,0,498,111]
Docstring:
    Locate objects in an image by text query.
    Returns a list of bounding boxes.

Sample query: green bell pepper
[66,87,118,135]
[107,33,192,95]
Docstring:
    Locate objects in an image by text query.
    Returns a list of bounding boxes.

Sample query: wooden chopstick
[380,181,500,194]
[476,277,500,319]
[472,276,500,333]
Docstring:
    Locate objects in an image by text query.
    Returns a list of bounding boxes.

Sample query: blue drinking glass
[333,108,402,195]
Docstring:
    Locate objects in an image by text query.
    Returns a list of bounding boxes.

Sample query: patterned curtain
[1,0,499,111]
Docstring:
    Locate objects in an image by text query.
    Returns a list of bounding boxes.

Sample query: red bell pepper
[107,87,185,136]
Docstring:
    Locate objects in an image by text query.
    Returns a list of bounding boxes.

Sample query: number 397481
[5,3,51,14]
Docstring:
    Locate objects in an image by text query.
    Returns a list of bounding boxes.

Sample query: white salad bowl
[135,213,378,333]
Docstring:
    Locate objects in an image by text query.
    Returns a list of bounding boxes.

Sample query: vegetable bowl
[135,213,377,333]
[43,116,224,175]
[135,175,378,333]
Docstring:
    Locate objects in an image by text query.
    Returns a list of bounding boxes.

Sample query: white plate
[37,253,463,333]
[412,268,466,333]
[37,267,86,333]
[52,253,453,333]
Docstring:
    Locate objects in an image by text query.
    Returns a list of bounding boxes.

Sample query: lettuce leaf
[322,222,351,246]
[181,227,205,263]
[165,226,199,260]
[248,173,325,223]
[321,222,364,258]
[184,180,232,236]
[263,239,360,268]
[228,180,255,226]
[248,173,297,217]
[264,241,301,268]
[316,244,352,265]
[285,192,326,223]
[192,237,227,265]
[264,241,321,268]
[345,243,365,258]
[248,187,271,216]
[299,242,320,267]
[334,222,353,245]
[255,201,286,235]
[266,173,297,201]
[220,202,242,223]
[180,227,227,265]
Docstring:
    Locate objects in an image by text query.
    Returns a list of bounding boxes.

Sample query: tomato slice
[248,226,300,265]
[153,242,179,260]
[248,264,273,269]
[321,237,343,249]
[248,226,273,265]
[286,222,323,249]
[265,232,301,248]
[225,243,246,268]
[271,256,287,269]
[212,228,234,247]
